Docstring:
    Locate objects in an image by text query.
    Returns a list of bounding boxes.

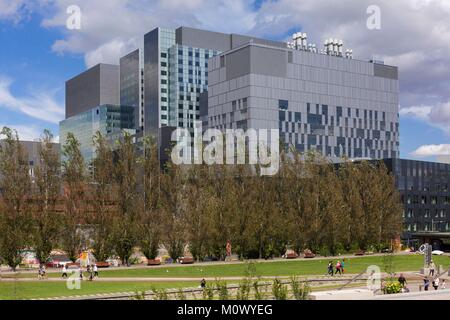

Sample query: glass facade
[168,45,217,128]
[383,158,450,234]
[144,28,175,136]
[120,49,143,132]
[59,105,135,165]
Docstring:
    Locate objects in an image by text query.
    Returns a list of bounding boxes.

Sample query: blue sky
[0,0,449,161]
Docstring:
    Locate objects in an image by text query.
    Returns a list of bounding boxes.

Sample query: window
[220,56,225,68]
[279,100,288,110]
[161,52,167,58]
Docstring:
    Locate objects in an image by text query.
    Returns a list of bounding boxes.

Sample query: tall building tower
[120,49,144,134]
[65,63,119,119]
[142,26,285,137]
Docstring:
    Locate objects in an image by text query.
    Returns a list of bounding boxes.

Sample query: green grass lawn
[4,254,449,279]
[0,281,199,300]
[2,254,448,300]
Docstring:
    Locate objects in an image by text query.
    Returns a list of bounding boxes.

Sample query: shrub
[272,278,288,300]
[202,284,214,300]
[290,277,310,300]
[382,281,402,294]
[152,287,168,300]
[215,281,229,300]
[253,280,265,300]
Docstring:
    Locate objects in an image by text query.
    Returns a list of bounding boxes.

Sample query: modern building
[59,104,135,165]
[143,26,285,136]
[120,49,144,134]
[207,41,399,160]
[20,140,60,179]
[383,158,450,250]
[66,63,120,119]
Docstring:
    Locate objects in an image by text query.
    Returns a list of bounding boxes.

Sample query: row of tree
[0,127,403,270]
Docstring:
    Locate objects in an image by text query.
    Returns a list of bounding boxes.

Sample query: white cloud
[5,0,450,145]
[400,101,450,134]
[411,144,450,157]
[0,0,26,21]
[0,75,64,124]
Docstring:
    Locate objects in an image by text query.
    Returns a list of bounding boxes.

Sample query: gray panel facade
[208,43,400,160]
[66,64,119,119]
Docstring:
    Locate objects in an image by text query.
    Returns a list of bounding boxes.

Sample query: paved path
[0,252,422,274]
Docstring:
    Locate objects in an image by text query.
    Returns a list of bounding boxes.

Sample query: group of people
[422,259,446,291]
[326,259,345,276]
[61,264,99,281]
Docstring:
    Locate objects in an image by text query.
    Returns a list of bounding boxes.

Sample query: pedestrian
[432,277,439,290]
[423,277,430,291]
[79,266,83,280]
[441,279,446,290]
[429,260,436,277]
[335,260,342,275]
[327,261,334,276]
[341,259,345,274]
[62,265,68,278]
[200,278,206,288]
[41,264,46,279]
[398,273,407,288]
[89,265,94,281]
[93,264,98,278]
[37,265,43,280]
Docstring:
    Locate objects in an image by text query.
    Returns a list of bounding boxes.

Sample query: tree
[160,162,187,261]
[32,129,61,264]
[112,131,139,265]
[0,127,32,271]
[89,132,116,262]
[61,132,87,262]
[137,136,163,261]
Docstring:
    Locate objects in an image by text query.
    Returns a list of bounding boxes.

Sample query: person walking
[440,279,446,290]
[429,260,436,277]
[88,265,94,281]
[327,261,334,276]
[335,260,342,275]
[40,265,46,280]
[341,259,345,274]
[423,277,430,291]
[79,266,83,281]
[37,265,43,280]
[62,265,68,278]
[432,277,439,290]
[398,273,407,288]
[93,264,98,278]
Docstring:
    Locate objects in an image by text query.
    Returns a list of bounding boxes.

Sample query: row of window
[406,223,450,232]
[402,195,450,205]
[404,208,447,218]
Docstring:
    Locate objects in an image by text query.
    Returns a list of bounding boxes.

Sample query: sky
[0,0,449,161]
